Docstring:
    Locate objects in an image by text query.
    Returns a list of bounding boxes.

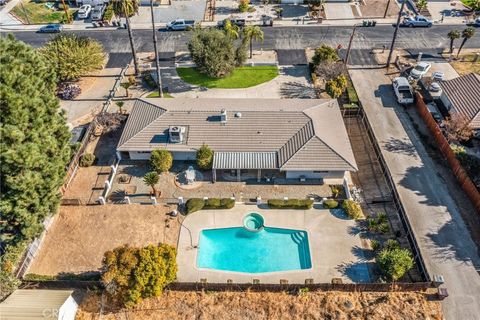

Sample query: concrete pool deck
[177,204,371,284]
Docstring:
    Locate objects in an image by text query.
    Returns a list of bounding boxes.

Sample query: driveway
[349,68,480,320]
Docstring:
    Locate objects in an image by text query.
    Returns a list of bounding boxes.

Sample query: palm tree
[457,27,475,57]
[112,0,140,75]
[242,25,264,58]
[447,30,460,54]
[143,171,159,195]
[150,0,163,98]
[120,82,132,97]
[223,19,239,39]
[115,101,124,113]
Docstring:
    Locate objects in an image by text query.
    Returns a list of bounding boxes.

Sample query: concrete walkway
[349,68,480,320]
[177,204,371,284]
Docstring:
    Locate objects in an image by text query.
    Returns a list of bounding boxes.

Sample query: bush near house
[79,153,96,167]
[150,149,173,173]
[322,199,339,209]
[267,199,314,209]
[312,45,339,67]
[376,246,414,281]
[342,199,363,219]
[196,144,214,170]
[185,198,236,214]
[101,244,177,308]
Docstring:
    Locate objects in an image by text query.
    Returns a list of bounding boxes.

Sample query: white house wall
[128,151,196,161]
[58,295,78,320]
[285,170,346,180]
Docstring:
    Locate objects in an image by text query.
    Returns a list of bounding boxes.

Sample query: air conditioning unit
[169,126,185,143]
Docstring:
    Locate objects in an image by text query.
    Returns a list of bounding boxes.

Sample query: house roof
[118,98,358,171]
[0,289,75,319]
[213,152,277,169]
[439,73,480,129]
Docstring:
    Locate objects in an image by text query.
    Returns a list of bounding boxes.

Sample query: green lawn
[176,66,279,89]
[11,1,75,24]
[461,0,480,9]
[146,91,174,98]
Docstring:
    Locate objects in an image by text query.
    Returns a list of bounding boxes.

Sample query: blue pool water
[197,227,312,273]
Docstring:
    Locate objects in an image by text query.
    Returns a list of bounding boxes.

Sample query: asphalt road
[7,25,480,53]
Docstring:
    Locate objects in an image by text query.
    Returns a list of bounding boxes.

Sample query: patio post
[237,169,241,182]
[212,169,216,182]
[257,169,261,182]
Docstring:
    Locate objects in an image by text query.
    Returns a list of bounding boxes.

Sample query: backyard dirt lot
[76,290,442,320]
[27,204,181,276]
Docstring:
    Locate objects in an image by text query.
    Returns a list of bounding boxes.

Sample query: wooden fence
[414,93,480,214]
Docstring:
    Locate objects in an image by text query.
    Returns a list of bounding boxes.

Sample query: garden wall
[414,93,480,214]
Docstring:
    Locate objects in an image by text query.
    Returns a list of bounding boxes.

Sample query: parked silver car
[91,5,105,21]
[77,4,92,19]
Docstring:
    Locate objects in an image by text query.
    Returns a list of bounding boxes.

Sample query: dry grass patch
[77,290,442,320]
[449,54,480,76]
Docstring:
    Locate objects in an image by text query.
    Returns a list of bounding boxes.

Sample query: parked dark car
[38,24,63,33]
[217,18,246,28]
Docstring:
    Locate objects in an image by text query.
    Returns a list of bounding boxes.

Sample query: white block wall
[128,151,196,161]
[285,170,346,180]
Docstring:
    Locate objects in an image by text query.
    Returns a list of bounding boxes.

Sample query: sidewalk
[349,68,480,320]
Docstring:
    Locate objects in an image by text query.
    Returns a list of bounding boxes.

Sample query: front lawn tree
[150,149,173,173]
[143,171,159,195]
[39,34,105,81]
[447,30,460,54]
[457,27,475,57]
[376,247,414,281]
[312,44,338,67]
[101,244,177,307]
[112,0,139,75]
[0,35,71,255]
[196,144,214,170]
[242,25,264,58]
[325,74,348,98]
[188,28,236,78]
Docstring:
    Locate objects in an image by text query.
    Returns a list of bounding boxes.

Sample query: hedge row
[185,198,235,214]
[267,199,314,210]
[322,199,339,209]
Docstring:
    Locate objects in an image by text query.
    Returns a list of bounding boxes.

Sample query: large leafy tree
[102,244,177,307]
[196,144,214,170]
[188,28,235,78]
[242,25,264,58]
[0,35,71,247]
[112,0,140,74]
[39,34,105,81]
[150,149,173,173]
[312,44,338,67]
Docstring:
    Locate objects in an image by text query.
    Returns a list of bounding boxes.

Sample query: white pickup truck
[166,19,195,31]
[393,77,414,105]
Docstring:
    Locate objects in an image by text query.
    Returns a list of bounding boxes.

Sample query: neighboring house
[0,290,78,320]
[438,73,480,132]
[117,98,357,184]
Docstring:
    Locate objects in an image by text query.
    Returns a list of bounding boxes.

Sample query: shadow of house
[336,261,372,283]
[280,81,316,99]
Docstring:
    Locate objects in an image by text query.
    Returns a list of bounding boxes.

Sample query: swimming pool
[197,226,312,273]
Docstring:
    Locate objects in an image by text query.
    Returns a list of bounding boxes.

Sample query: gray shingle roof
[118,98,358,172]
[439,73,480,129]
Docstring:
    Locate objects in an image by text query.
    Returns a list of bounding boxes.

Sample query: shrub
[238,0,250,12]
[267,199,314,209]
[186,198,205,214]
[102,244,177,308]
[376,247,414,281]
[342,199,363,219]
[322,199,339,209]
[57,83,81,100]
[196,144,214,170]
[347,85,359,104]
[80,153,95,167]
[188,28,235,78]
[103,4,114,21]
[204,198,221,208]
[330,185,343,198]
[370,239,381,252]
[235,40,248,67]
[220,198,235,209]
[312,44,338,67]
[150,149,173,173]
[326,75,348,99]
[367,212,389,233]
[384,239,400,251]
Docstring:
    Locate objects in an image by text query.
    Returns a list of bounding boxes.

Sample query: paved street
[349,69,480,320]
[7,25,480,53]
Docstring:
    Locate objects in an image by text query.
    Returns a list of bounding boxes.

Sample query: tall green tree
[188,28,235,78]
[150,149,173,173]
[376,247,414,281]
[447,30,460,54]
[196,144,214,170]
[457,27,475,57]
[242,25,264,58]
[102,244,177,307]
[312,44,338,67]
[0,35,71,247]
[39,34,105,82]
[112,0,140,75]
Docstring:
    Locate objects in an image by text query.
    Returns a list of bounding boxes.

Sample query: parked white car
[402,15,433,28]
[77,5,92,19]
[393,77,414,104]
[409,62,431,80]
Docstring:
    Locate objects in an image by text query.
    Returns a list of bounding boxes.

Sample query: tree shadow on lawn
[280,81,317,99]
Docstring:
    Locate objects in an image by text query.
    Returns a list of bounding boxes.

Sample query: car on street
[217,18,246,28]
[91,5,105,21]
[402,15,433,27]
[409,61,431,80]
[77,4,92,19]
[166,19,195,31]
[37,24,63,33]
[393,77,414,104]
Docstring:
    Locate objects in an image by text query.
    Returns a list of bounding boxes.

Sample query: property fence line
[414,93,480,214]
[20,280,436,292]
[341,106,430,282]
[98,156,121,204]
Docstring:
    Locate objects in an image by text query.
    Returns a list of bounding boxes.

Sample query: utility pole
[345,24,358,67]
[383,0,391,19]
[150,0,163,98]
[19,1,30,25]
[60,0,71,24]
[386,0,406,69]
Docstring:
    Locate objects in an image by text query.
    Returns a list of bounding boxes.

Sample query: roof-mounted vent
[234,112,242,118]
[220,109,227,124]
[169,126,186,143]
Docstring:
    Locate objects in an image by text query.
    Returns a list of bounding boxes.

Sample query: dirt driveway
[28,204,181,276]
